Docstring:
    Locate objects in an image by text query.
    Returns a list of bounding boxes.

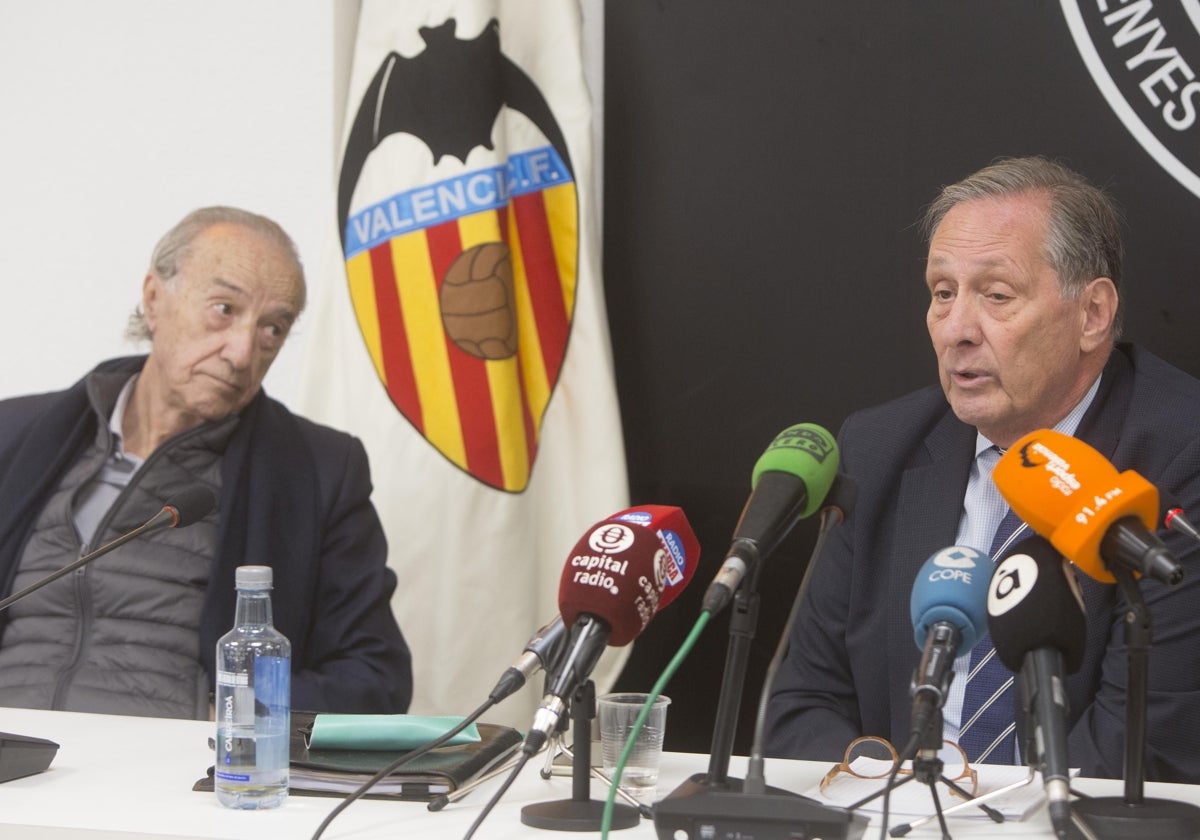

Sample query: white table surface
[2,706,1198,840]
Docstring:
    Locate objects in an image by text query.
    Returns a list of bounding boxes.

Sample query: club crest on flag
[337,18,578,492]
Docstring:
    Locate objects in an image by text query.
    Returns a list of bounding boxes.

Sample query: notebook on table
[194,710,523,801]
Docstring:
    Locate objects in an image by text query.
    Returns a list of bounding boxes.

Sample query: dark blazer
[765,343,1200,783]
[0,356,413,714]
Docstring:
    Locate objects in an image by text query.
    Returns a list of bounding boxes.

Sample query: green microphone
[702,423,839,614]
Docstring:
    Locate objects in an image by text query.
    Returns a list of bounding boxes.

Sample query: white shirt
[72,374,145,549]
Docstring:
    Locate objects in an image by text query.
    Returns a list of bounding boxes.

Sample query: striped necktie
[957,505,1026,764]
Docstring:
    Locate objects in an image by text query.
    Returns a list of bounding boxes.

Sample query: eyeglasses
[819,736,979,799]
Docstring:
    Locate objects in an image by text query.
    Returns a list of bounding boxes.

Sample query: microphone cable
[459,747,536,840]
[309,697,494,840]
[879,731,921,840]
[600,610,713,839]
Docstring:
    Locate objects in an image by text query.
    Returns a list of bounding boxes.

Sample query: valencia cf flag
[296,0,628,729]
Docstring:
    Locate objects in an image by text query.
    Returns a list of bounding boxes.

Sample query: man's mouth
[952,368,992,384]
[203,372,245,392]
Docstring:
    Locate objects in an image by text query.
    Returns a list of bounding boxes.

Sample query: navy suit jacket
[0,356,413,714]
[765,343,1200,782]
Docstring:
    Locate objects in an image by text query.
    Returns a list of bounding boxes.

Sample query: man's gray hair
[125,206,306,342]
[921,156,1124,338]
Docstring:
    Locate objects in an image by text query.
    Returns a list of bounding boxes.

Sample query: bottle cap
[235,565,273,590]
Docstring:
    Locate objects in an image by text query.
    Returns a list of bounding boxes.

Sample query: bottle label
[215,655,290,777]
[253,655,290,715]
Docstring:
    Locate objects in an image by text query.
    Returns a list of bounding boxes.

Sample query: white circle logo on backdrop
[1062,0,1200,199]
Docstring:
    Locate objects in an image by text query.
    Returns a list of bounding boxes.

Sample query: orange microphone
[993,429,1183,586]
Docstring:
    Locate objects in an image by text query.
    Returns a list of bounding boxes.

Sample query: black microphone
[987,535,1086,840]
[0,486,217,612]
[703,424,839,614]
[487,615,567,704]
[0,486,216,786]
[1159,489,1200,545]
[744,475,857,793]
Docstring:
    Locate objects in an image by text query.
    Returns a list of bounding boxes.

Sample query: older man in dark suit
[0,207,412,719]
[765,157,1200,783]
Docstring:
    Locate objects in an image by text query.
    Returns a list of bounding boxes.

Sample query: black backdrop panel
[603,1,1200,754]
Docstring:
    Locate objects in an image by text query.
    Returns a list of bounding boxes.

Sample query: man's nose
[941,296,983,345]
[220,324,256,369]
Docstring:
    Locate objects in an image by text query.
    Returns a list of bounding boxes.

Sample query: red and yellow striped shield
[343,150,577,492]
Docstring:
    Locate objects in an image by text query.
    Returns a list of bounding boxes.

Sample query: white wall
[0,0,602,408]
[0,0,353,402]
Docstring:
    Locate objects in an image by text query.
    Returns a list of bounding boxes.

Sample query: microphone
[908,545,991,740]
[744,475,858,792]
[703,423,839,614]
[153,485,218,529]
[0,486,217,787]
[986,535,1085,840]
[1163,501,1200,544]
[487,505,701,707]
[524,505,699,755]
[0,486,218,612]
[602,504,699,613]
[821,473,857,527]
[487,615,568,704]
[993,429,1183,586]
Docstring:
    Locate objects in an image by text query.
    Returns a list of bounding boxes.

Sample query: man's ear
[1079,277,1118,353]
[142,273,161,335]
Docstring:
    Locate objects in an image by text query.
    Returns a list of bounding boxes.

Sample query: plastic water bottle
[214,565,291,809]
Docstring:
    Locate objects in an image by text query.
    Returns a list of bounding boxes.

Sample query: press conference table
[2,707,1199,840]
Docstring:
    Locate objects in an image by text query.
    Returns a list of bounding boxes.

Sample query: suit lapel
[888,410,976,741]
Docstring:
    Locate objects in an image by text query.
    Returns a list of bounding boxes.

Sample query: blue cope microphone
[908,546,991,741]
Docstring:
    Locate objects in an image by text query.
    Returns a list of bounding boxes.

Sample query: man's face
[925,194,1096,448]
[142,223,303,424]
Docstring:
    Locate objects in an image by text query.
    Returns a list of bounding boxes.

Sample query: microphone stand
[520,679,640,831]
[844,709,1004,838]
[1069,567,1200,839]
[653,553,867,840]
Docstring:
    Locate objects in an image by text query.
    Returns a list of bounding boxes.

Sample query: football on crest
[439,241,519,360]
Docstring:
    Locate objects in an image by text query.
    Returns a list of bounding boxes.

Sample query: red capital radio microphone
[487,517,702,710]
[523,505,698,756]
[992,429,1182,586]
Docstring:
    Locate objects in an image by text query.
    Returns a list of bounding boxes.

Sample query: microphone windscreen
[987,535,1086,673]
[824,474,857,522]
[750,423,839,519]
[559,509,695,646]
[994,429,1160,583]
[167,486,217,528]
[910,545,990,654]
[605,504,699,610]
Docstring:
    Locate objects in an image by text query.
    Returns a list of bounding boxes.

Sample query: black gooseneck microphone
[485,615,566,704]
[0,485,217,613]
[0,486,216,785]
